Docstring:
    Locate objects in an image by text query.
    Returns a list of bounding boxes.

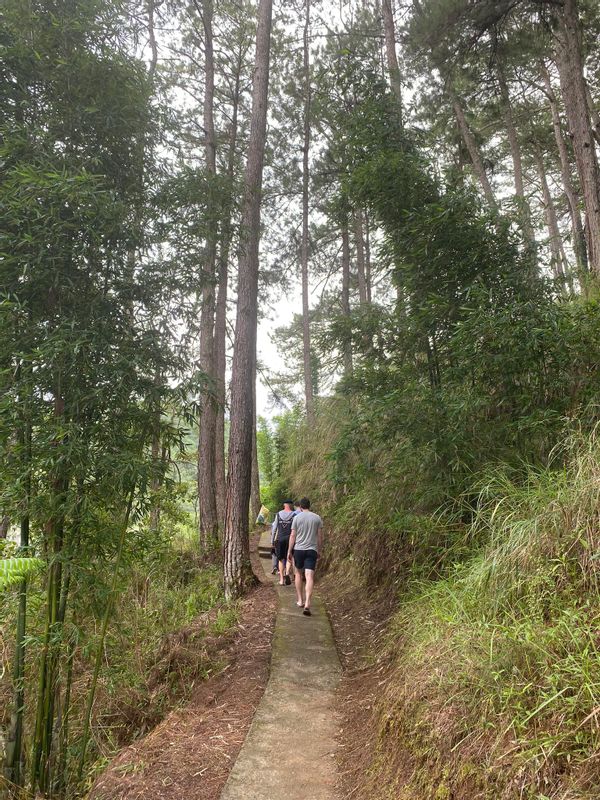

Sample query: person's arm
[317,522,323,554]
[288,516,297,560]
[271,514,278,544]
[287,530,296,560]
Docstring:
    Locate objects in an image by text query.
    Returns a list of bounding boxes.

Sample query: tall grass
[370,432,600,799]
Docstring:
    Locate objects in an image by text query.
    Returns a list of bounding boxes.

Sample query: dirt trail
[219,531,341,800]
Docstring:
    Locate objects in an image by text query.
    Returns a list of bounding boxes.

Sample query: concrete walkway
[219,532,341,800]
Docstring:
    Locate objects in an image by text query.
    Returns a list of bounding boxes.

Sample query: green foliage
[0,557,44,590]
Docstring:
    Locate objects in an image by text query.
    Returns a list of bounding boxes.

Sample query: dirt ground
[89,536,277,800]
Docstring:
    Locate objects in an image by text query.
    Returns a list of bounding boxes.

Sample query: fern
[0,557,44,590]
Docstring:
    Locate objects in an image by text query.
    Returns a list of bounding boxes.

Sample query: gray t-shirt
[291,510,323,551]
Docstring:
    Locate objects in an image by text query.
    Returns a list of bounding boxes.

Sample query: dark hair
[299,497,311,510]
[283,499,294,508]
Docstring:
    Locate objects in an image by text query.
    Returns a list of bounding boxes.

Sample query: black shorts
[293,549,318,571]
[276,536,290,562]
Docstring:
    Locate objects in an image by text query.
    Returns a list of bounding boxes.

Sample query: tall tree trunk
[354,208,368,305]
[450,90,498,211]
[341,218,353,377]
[197,0,219,551]
[534,148,570,286]
[214,275,228,531]
[381,0,403,124]
[553,0,600,276]
[540,63,589,279]
[147,0,159,80]
[0,515,8,538]
[364,208,372,303]
[223,0,273,601]
[585,81,600,148]
[251,376,261,522]
[496,58,536,250]
[149,369,162,532]
[214,47,243,529]
[301,0,315,422]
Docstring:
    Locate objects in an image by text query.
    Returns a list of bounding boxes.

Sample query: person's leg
[278,559,285,585]
[294,568,305,606]
[304,569,315,610]
[271,550,278,574]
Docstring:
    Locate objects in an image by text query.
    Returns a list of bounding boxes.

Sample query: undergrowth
[0,519,239,788]
[283,407,600,799]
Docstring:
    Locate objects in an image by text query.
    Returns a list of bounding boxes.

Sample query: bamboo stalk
[75,486,137,785]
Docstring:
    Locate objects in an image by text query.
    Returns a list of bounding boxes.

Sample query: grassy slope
[290,416,600,799]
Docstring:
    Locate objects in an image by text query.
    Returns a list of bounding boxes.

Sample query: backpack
[274,512,293,542]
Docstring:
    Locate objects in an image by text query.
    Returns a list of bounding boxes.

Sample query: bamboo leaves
[0,557,43,590]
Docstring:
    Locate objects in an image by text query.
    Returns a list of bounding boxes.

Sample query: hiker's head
[294,500,301,510]
[299,497,310,510]
[283,498,294,511]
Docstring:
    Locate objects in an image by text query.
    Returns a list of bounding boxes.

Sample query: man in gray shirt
[287,497,323,616]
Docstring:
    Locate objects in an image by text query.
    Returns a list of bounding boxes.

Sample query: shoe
[271,567,277,575]
[303,607,312,616]
[296,601,304,608]
[285,574,291,585]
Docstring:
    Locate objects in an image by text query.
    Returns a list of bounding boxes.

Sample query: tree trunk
[540,62,588,279]
[31,388,68,793]
[534,148,570,286]
[4,414,31,788]
[354,208,368,305]
[251,382,261,523]
[149,370,162,532]
[0,515,8,538]
[197,0,219,551]
[496,59,536,250]
[223,0,273,602]
[214,47,243,529]
[585,81,600,148]
[147,0,159,80]
[341,218,353,377]
[301,0,315,422]
[553,0,600,276]
[364,208,372,303]
[450,90,498,211]
[381,0,403,124]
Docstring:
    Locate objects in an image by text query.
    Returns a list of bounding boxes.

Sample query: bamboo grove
[2,0,600,797]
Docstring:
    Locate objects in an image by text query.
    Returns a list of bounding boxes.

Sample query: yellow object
[256,505,270,525]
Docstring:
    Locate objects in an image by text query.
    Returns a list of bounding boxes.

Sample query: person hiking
[287,500,302,580]
[256,504,277,575]
[288,497,323,616]
[272,499,295,586]
[269,530,278,575]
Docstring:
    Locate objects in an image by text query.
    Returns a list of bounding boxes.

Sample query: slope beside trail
[220,531,342,800]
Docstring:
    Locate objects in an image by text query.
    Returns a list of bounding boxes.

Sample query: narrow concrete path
[219,532,341,800]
